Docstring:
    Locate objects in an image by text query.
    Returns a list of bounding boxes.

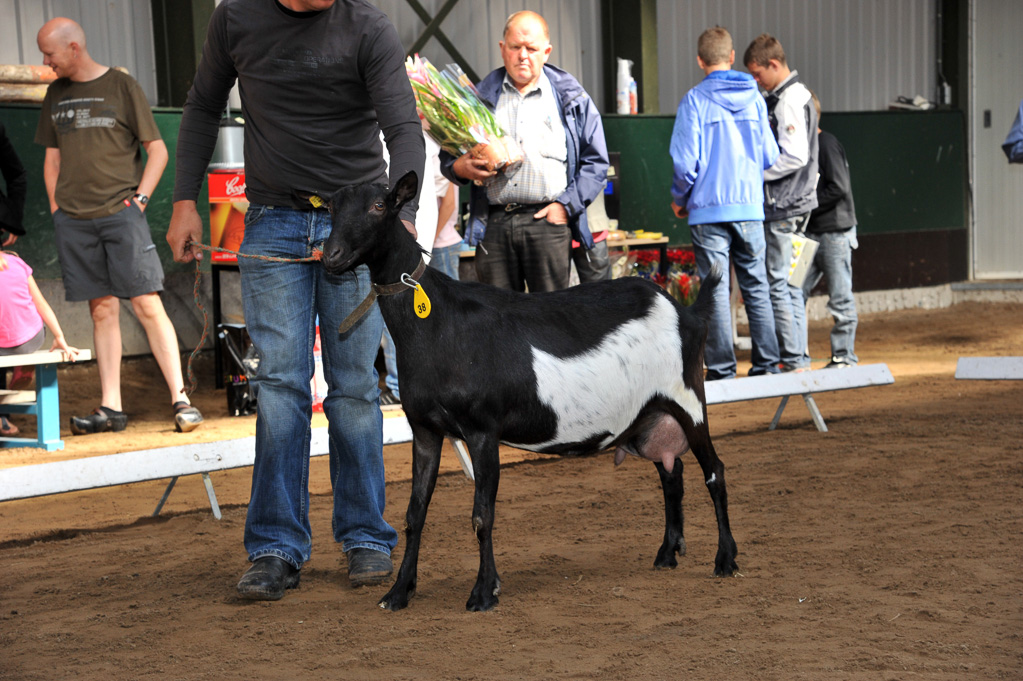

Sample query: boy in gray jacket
[744,34,819,371]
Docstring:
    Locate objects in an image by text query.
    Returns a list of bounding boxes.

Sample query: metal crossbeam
[404,0,480,84]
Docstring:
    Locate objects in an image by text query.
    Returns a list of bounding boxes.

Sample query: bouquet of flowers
[629,249,661,279]
[405,55,523,172]
[662,247,701,306]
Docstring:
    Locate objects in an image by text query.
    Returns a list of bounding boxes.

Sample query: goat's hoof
[466,583,500,611]
[466,594,499,612]
[654,537,685,568]
[379,584,415,611]
[713,556,739,577]
[713,541,739,576]
[653,554,678,569]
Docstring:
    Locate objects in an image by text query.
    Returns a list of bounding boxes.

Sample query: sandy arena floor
[0,302,1020,680]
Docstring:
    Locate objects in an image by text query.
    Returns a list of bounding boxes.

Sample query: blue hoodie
[670,70,779,225]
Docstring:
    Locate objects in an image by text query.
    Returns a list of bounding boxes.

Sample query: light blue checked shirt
[486,72,568,206]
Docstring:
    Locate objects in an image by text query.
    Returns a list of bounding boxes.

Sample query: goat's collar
[371,257,427,296]
[338,257,427,335]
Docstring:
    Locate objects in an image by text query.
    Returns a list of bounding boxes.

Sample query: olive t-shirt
[35,68,161,219]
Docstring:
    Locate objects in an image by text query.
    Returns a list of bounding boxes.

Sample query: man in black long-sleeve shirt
[167,0,425,601]
[803,92,858,368]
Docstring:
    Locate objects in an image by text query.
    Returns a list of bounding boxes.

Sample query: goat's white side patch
[505,294,703,451]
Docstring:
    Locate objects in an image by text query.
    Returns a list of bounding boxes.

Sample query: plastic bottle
[629,79,638,114]
[616,58,633,114]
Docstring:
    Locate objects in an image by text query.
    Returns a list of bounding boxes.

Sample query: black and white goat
[315,171,737,612]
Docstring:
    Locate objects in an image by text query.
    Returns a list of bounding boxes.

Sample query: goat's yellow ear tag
[308,195,324,208]
[413,284,431,319]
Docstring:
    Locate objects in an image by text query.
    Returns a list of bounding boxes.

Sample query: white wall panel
[970,0,1023,278]
[657,0,936,115]
[0,0,158,105]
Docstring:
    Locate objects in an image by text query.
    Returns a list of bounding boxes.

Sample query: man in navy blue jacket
[804,92,859,369]
[670,26,781,380]
[440,10,608,292]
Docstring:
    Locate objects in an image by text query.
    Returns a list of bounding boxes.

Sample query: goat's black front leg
[687,427,738,576]
[654,459,686,568]
[465,431,501,611]
[380,425,444,611]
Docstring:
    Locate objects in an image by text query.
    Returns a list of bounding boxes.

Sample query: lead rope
[184,242,322,394]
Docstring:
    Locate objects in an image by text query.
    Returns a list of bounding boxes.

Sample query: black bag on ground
[218,323,259,416]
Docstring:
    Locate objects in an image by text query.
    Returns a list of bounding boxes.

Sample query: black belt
[492,202,546,215]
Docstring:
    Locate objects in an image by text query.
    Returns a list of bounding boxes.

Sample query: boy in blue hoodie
[670,26,781,380]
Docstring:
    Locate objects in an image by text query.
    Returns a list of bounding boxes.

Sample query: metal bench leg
[35,363,64,451]
[448,438,475,480]
[802,394,828,432]
[769,395,790,430]
[202,473,222,519]
[153,476,178,517]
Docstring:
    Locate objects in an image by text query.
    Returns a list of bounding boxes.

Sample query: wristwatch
[134,193,149,205]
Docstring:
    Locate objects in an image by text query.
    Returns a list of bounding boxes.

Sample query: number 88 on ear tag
[413,284,431,319]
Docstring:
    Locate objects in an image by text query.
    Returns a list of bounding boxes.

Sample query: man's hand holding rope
[168,200,206,264]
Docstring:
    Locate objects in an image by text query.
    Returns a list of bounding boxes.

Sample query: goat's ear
[295,190,328,209]
[391,171,419,208]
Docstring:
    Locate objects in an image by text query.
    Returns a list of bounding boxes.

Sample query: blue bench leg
[35,363,64,451]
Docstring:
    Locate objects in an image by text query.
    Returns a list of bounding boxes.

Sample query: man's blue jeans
[801,228,859,364]
[765,214,811,368]
[239,204,397,569]
[690,221,780,379]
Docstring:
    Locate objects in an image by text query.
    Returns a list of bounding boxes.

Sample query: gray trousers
[475,208,572,292]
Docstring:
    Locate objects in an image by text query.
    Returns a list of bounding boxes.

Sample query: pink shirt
[0,254,44,348]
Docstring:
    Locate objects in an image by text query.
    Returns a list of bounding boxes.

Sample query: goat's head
[303,170,419,276]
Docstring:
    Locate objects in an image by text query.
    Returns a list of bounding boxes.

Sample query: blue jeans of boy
[765,214,811,368]
[239,204,397,569]
[690,221,780,379]
[801,228,859,364]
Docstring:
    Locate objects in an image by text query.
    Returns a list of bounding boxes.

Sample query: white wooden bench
[955,357,1023,380]
[0,365,892,517]
[0,412,415,519]
[704,363,895,432]
[0,350,92,451]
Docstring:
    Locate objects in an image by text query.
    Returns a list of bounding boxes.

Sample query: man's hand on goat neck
[452,153,497,184]
[534,201,568,225]
[167,200,205,263]
[402,219,418,239]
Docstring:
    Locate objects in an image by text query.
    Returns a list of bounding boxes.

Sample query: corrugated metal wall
[970,0,1023,278]
[0,0,158,105]
[657,0,936,114]
[3,0,940,116]
[372,0,604,106]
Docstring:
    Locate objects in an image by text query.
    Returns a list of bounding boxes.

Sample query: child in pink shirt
[0,251,79,435]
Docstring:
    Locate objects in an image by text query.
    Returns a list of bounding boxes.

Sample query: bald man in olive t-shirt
[35,17,203,435]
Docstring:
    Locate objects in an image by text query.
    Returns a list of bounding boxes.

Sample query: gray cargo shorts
[53,203,165,302]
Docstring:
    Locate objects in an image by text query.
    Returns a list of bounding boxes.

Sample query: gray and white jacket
[763,71,819,221]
